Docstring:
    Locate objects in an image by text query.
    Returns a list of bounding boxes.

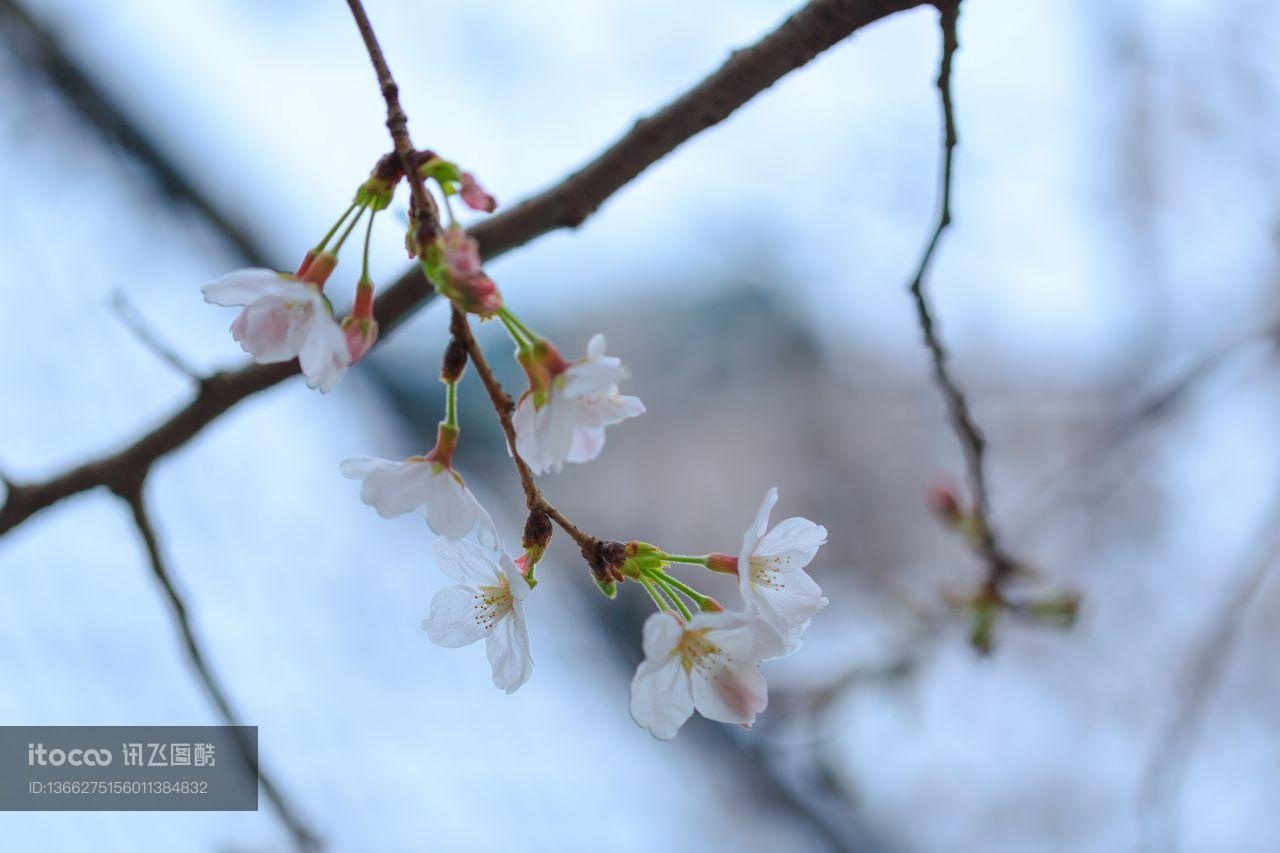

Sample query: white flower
[339,455,497,545]
[422,538,533,694]
[737,487,828,654]
[513,334,644,474]
[629,610,784,740]
[202,268,350,392]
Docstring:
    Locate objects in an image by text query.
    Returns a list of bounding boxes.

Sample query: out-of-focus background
[1,0,1278,850]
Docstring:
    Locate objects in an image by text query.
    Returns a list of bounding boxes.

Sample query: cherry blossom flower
[339,429,497,544]
[422,538,532,694]
[513,334,645,474]
[737,488,828,653]
[202,266,349,392]
[629,610,785,740]
[459,171,498,213]
[429,227,502,317]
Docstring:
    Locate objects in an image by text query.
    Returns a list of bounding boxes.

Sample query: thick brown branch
[0,0,927,537]
[116,480,320,851]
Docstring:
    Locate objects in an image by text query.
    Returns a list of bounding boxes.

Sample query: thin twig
[0,0,927,538]
[448,309,598,554]
[343,0,433,217]
[115,479,320,851]
[907,2,1014,591]
[1137,486,1280,853]
[110,292,203,382]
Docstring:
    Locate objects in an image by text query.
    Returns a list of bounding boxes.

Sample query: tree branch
[116,479,320,850]
[907,2,1017,596]
[448,308,598,555]
[0,0,927,537]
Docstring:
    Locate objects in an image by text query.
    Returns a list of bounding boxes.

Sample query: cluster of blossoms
[202,153,828,738]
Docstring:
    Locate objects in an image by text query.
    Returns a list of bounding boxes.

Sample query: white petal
[640,611,683,662]
[341,457,433,519]
[586,333,606,360]
[565,425,606,465]
[738,488,779,608]
[532,395,575,474]
[695,610,788,663]
[298,310,350,392]
[629,654,693,741]
[755,517,828,566]
[561,358,627,399]
[423,472,481,540]
[421,585,491,648]
[512,396,546,472]
[690,662,769,727]
[201,269,296,305]
[486,603,533,693]
[571,393,644,429]
[432,538,502,586]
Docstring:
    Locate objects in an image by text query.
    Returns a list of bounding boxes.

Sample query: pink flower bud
[341,316,378,363]
[459,171,498,213]
[448,271,503,318]
[442,227,482,279]
[706,553,739,574]
[926,477,962,524]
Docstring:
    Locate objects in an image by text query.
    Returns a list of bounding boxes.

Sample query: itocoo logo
[27,743,112,767]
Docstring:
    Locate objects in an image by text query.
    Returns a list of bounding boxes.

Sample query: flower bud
[440,337,468,384]
[926,478,963,525]
[459,171,498,213]
[706,553,738,574]
[341,316,378,363]
[518,510,553,575]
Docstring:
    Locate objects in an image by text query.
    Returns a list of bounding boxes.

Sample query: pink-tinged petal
[421,585,491,647]
[459,171,498,213]
[442,227,482,278]
[690,662,769,727]
[486,603,532,693]
[231,296,309,363]
[298,310,350,392]
[201,269,296,306]
[432,538,502,586]
[500,555,532,602]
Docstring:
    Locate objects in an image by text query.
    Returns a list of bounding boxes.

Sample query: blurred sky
[2,0,1279,851]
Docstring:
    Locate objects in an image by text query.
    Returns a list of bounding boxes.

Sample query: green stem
[654,576,694,621]
[444,380,458,428]
[640,577,669,613]
[660,553,709,566]
[498,307,541,344]
[332,204,368,254]
[314,201,359,253]
[652,570,712,609]
[496,308,533,351]
[360,207,378,280]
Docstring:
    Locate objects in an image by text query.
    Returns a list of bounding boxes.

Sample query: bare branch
[116,479,320,850]
[906,3,1019,600]
[0,0,928,537]
[111,292,203,382]
[1137,487,1280,853]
